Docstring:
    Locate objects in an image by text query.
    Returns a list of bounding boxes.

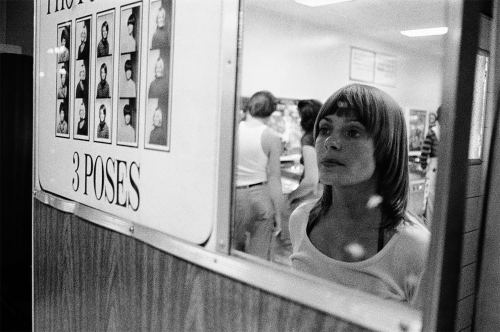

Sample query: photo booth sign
[35,0,228,244]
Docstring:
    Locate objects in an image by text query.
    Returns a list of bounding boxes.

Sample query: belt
[236,181,266,189]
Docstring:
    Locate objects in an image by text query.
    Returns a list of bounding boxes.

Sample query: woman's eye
[318,127,330,136]
[345,129,360,138]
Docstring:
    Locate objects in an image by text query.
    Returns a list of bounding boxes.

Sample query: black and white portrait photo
[145,99,168,149]
[95,58,112,99]
[76,19,90,61]
[94,99,112,143]
[74,98,89,139]
[55,100,69,137]
[96,10,114,58]
[75,60,88,99]
[57,62,69,100]
[117,98,137,146]
[120,5,141,54]
[57,24,70,63]
[148,53,168,99]
[119,54,137,98]
[150,0,173,51]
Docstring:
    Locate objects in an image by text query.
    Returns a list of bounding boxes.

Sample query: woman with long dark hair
[289,84,429,307]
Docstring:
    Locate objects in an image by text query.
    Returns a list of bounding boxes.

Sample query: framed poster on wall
[349,47,375,83]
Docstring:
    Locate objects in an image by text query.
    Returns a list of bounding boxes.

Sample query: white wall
[240,6,443,113]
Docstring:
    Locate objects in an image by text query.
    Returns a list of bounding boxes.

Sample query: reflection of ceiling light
[295,0,353,7]
[400,27,448,37]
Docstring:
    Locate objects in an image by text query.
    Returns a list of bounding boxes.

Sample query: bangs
[331,107,362,122]
[316,87,382,138]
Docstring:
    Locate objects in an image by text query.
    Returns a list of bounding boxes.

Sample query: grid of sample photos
[56,22,71,138]
[117,3,142,147]
[74,16,92,141]
[55,1,173,152]
[94,9,115,144]
[145,0,173,151]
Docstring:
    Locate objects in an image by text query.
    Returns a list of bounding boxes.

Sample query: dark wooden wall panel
[34,200,370,332]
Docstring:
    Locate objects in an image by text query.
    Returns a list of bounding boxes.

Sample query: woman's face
[60,36,66,47]
[124,114,131,125]
[101,25,108,39]
[315,114,376,186]
[157,8,166,28]
[429,113,437,126]
[127,23,134,35]
[59,110,65,122]
[155,59,164,78]
[100,67,106,80]
[125,69,132,80]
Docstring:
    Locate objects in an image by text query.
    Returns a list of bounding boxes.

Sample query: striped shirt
[420,127,439,170]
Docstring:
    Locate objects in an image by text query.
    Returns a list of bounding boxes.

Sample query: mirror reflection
[232,0,446,306]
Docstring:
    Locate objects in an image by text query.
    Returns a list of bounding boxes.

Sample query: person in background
[97,21,110,57]
[233,90,285,260]
[420,106,441,224]
[287,99,322,209]
[289,84,429,307]
[96,104,110,139]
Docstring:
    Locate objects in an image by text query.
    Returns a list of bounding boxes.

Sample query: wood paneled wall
[33,200,370,332]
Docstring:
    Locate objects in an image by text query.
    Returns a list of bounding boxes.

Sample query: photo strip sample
[94,10,115,144]
[56,22,71,138]
[145,0,173,151]
[74,16,91,140]
[117,3,141,147]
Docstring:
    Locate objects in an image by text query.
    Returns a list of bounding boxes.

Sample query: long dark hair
[308,84,409,231]
[298,99,322,134]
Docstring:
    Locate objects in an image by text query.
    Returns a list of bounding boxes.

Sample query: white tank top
[236,121,268,186]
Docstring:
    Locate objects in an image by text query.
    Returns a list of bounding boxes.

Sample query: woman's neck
[328,179,382,229]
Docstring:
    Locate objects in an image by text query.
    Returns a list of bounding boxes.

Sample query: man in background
[420,106,441,223]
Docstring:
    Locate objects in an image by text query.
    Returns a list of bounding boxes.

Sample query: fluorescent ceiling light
[295,0,353,7]
[400,27,448,37]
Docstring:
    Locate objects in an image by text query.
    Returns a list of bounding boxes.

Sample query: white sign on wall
[374,53,397,87]
[36,0,228,244]
[349,47,375,83]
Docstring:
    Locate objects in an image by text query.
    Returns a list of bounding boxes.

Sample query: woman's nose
[324,135,341,150]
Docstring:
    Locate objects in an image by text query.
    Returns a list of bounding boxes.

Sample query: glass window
[232,0,446,308]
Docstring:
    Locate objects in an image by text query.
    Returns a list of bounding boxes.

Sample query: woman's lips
[320,159,343,167]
